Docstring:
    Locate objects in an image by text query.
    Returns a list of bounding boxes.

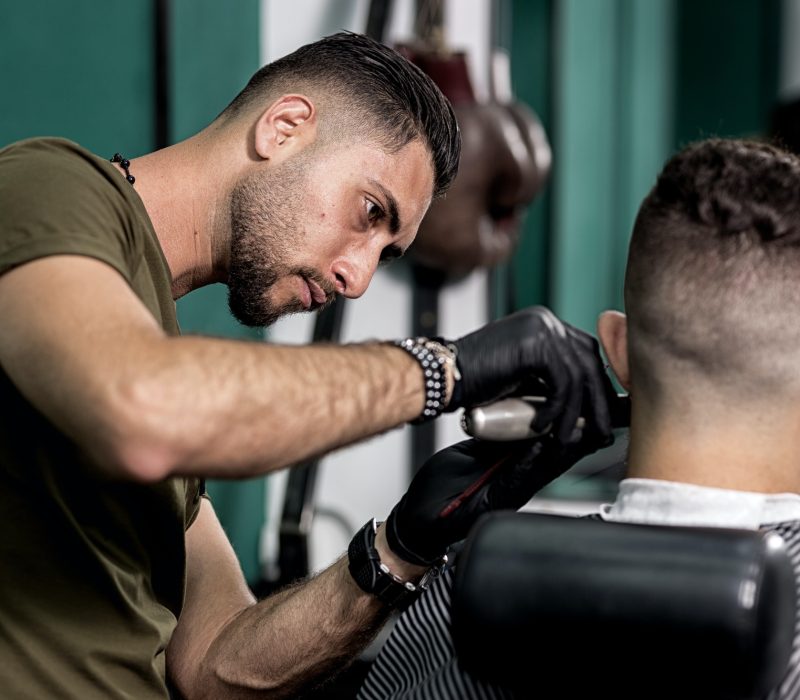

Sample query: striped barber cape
[359,479,800,700]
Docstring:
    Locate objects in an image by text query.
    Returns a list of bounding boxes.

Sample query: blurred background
[1,0,793,593]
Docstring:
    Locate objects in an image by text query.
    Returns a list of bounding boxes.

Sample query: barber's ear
[253,94,317,161]
[597,311,630,391]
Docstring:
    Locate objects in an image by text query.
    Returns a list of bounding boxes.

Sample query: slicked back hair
[219,32,460,199]
[625,138,800,402]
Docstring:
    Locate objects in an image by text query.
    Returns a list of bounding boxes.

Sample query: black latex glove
[385,435,599,566]
[446,305,615,447]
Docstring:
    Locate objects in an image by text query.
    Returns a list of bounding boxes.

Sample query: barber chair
[453,512,796,700]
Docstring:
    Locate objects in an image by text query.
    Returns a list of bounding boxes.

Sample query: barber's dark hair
[625,138,800,396]
[220,31,460,198]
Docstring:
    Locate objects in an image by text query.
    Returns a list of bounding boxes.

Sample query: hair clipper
[461,393,631,441]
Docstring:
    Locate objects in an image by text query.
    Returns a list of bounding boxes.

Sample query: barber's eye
[366,200,384,223]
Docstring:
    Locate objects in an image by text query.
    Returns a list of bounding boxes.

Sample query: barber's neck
[120,125,241,299]
[625,398,800,494]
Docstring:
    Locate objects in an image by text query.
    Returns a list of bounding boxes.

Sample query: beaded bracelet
[393,337,455,423]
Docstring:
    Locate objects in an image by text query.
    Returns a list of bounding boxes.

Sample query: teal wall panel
[675,0,779,146]
[613,0,675,311]
[170,0,261,141]
[550,0,622,334]
[0,1,154,155]
[510,0,553,311]
[549,0,675,334]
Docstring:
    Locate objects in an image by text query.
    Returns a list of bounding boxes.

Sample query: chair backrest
[452,511,797,700]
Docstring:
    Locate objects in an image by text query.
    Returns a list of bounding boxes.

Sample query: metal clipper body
[461,394,631,441]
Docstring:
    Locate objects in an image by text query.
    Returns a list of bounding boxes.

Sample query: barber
[0,32,613,699]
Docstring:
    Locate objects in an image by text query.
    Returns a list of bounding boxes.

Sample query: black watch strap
[348,518,442,609]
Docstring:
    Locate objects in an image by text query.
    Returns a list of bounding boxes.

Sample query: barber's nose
[331,251,378,299]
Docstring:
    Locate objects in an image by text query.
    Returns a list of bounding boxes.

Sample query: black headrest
[452,511,796,699]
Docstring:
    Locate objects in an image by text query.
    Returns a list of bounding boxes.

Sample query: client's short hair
[218,32,460,199]
[625,138,800,405]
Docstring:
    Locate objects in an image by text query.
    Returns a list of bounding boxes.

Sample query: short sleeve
[0,139,143,282]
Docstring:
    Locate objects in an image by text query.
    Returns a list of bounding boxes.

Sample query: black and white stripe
[768,520,800,700]
[359,566,514,700]
[361,519,800,700]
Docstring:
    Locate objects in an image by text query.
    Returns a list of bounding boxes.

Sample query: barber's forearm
[193,557,388,699]
[0,256,426,482]
[104,338,425,481]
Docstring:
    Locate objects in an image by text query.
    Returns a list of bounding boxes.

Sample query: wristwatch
[348,518,444,609]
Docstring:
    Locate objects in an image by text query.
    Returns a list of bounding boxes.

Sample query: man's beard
[227,159,333,327]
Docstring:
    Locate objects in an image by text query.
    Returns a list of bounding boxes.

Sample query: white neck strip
[599,478,800,529]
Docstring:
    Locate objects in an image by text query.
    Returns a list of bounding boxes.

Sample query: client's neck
[625,398,800,494]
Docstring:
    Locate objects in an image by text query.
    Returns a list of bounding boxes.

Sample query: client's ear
[597,311,630,391]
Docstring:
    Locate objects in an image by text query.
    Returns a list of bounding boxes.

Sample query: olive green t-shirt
[0,138,203,699]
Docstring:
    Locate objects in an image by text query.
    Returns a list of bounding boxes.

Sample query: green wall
[0,2,154,156]
[508,0,779,335]
[509,0,553,312]
[674,0,779,147]
[549,0,675,333]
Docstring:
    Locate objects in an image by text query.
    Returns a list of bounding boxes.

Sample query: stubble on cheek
[227,172,287,326]
[227,165,322,327]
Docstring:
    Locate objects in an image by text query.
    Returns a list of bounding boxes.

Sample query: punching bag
[397,19,551,278]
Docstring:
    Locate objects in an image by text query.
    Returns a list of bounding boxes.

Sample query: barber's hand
[385,436,596,566]
[447,305,615,447]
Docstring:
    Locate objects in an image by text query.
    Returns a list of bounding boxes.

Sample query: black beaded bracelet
[393,337,448,423]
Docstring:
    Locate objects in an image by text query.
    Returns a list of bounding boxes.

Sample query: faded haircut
[217,31,460,199]
[624,138,800,402]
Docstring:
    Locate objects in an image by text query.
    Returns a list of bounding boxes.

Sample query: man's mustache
[297,267,337,309]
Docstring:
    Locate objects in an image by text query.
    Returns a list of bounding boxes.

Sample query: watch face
[348,519,419,609]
